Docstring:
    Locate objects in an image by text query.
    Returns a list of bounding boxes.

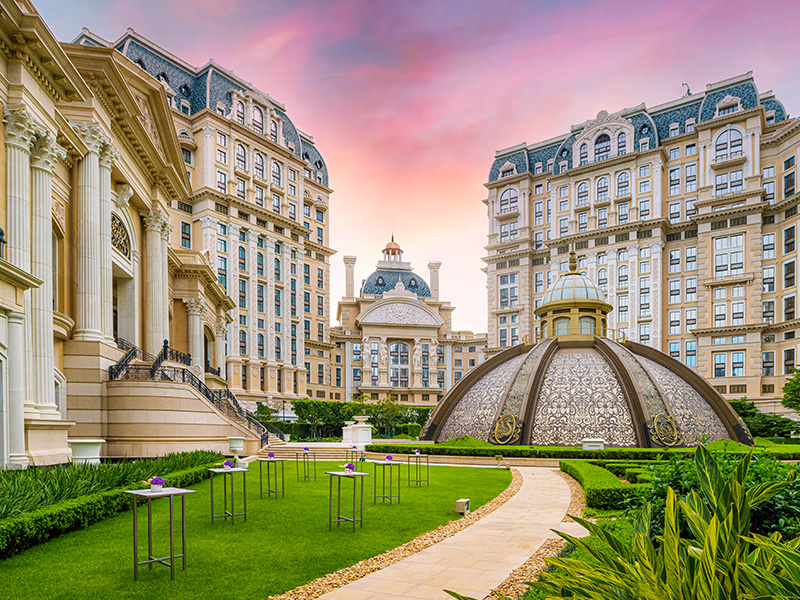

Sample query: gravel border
[268,468,523,600]
[483,469,587,600]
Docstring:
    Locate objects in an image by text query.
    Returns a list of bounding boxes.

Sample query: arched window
[274,335,281,360]
[555,317,570,335]
[579,143,588,166]
[594,134,610,161]
[596,176,609,201]
[238,246,246,270]
[258,333,265,357]
[235,143,246,170]
[252,107,263,134]
[597,267,608,291]
[239,330,247,355]
[254,153,264,178]
[579,316,595,335]
[715,129,743,160]
[498,188,518,213]
[541,321,548,339]
[270,120,278,143]
[618,264,629,284]
[617,132,627,155]
[389,341,410,387]
[257,252,264,276]
[577,182,589,205]
[616,171,630,196]
[271,162,281,186]
[236,101,245,124]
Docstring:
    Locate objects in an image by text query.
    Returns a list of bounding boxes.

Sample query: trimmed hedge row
[559,460,650,509]
[366,443,697,460]
[0,463,214,560]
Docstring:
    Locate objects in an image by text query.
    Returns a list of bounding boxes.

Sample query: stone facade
[330,240,487,406]
[484,72,800,416]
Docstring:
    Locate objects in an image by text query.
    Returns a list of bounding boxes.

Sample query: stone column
[216,320,227,378]
[4,107,37,419]
[142,210,167,355]
[99,143,119,342]
[203,125,214,188]
[30,134,66,419]
[428,261,441,301]
[344,255,357,297]
[7,312,28,467]
[71,122,105,341]
[183,298,207,381]
[161,220,172,342]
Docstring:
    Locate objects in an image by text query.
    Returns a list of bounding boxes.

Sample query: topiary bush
[559,460,649,509]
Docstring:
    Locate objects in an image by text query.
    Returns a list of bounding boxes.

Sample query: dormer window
[594,134,610,161]
[500,169,513,178]
[409,278,418,289]
[640,124,650,135]
[669,124,679,137]
[579,143,588,166]
[236,101,245,125]
[376,276,385,286]
[719,105,738,116]
[179,84,191,97]
[715,95,742,118]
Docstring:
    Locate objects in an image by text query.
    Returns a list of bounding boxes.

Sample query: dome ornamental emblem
[489,414,523,445]
[648,413,683,447]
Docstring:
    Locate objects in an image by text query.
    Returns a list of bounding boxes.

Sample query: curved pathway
[318,467,584,600]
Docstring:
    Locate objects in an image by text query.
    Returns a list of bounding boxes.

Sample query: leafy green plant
[729,397,800,438]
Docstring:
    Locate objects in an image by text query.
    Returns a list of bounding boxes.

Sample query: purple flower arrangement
[268,451,275,458]
[415,449,421,455]
[148,476,165,486]
[352,445,357,449]
[344,463,355,472]
[303,447,309,452]
[223,460,234,468]
[386,455,393,461]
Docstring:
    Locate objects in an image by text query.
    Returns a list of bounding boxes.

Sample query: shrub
[0,463,214,559]
[559,460,649,509]
[396,422,422,438]
[366,443,698,460]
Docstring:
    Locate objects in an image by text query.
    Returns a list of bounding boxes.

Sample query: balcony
[711,152,746,170]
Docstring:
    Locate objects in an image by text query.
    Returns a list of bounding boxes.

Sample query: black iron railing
[205,361,221,377]
[109,337,156,379]
[111,364,266,440]
[149,340,191,378]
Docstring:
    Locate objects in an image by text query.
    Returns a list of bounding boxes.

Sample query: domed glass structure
[422,252,752,448]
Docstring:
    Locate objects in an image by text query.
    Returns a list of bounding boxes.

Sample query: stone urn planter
[67,439,105,465]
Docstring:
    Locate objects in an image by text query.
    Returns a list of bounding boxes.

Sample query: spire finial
[568,247,578,272]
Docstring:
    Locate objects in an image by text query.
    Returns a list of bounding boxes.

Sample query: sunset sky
[36,0,800,333]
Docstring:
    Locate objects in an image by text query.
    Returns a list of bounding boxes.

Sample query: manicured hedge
[366,443,697,460]
[0,463,213,560]
[559,460,650,509]
[396,422,422,438]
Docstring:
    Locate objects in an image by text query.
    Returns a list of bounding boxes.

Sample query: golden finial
[568,246,578,272]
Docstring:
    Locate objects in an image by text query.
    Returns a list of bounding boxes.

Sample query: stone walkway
[317,467,584,600]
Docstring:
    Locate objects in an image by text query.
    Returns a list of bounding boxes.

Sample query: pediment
[356,297,443,328]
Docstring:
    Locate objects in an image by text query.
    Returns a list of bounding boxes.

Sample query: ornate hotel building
[0,0,334,466]
[330,239,487,405]
[74,27,335,410]
[485,72,798,415]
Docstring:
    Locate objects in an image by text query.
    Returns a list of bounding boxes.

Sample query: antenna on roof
[682,82,692,96]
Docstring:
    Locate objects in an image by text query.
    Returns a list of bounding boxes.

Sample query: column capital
[343,255,357,267]
[70,121,105,154]
[99,142,120,170]
[30,134,67,172]
[115,184,134,207]
[141,209,168,232]
[3,105,38,152]
[161,220,173,242]
[201,215,218,229]
[203,124,215,136]
[183,297,208,317]
[427,261,442,272]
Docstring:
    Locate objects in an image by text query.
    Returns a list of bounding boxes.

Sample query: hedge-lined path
[317,467,585,600]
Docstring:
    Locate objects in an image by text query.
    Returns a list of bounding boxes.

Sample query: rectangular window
[785,171,795,197]
[639,165,650,178]
[639,199,650,219]
[763,233,776,260]
[762,351,775,376]
[732,301,744,326]
[686,143,696,156]
[764,180,775,203]
[669,279,681,304]
[597,207,608,228]
[714,353,726,377]
[669,146,680,160]
[638,323,650,345]
[685,340,697,367]
[217,171,227,193]
[685,163,697,193]
[180,222,191,249]
[499,273,519,307]
[669,310,680,335]
[669,202,680,223]
[578,211,588,232]
[786,226,795,253]
[785,348,795,375]
[786,261,796,288]
[317,268,325,289]
[685,276,697,302]
[785,296,795,321]
[763,300,775,322]
[618,203,629,224]
[639,180,651,194]
[786,156,796,170]
[685,197,696,217]
[669,168,680,196]
[763,266,775,292]
[236,178,246,199]
[216,148,227,164]
[668,249,680,274]
[685,308,696,333]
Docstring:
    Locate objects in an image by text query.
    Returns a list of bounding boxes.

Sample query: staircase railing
[112,364,266,440]
[109,337,155,380]
[149,340,191,378]
[205,361,221,377]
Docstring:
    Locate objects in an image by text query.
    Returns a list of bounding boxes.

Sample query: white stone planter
[227,436,245,455]
[150,484,163,492]
[67,439,105,465]
[351,415,373,448]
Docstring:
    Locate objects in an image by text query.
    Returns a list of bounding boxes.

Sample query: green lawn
[0,461,510,599]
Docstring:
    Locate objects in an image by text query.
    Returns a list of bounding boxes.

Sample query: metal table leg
[169,495,175,580]
[182,494,187,570]
[132,496,139,581]
[147,498,153,570]
[210,471,215,524]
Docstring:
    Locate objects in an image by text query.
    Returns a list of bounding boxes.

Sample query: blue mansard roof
[488,74,789,183]
[362,269,431,297]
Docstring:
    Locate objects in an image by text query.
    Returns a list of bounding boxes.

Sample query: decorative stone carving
[142,209,168,232]
[358,301,441,326]
[379,337,388,365]
[111,213,131,258]
[4,105,40,152]
[115,184,134,207]
[183,297,207,317]
[412,338,422,369]
[132,92,163,155]
[52,198,66,234]
[30,134,66,172]
[70,121,104,154]
[98,142,119,170]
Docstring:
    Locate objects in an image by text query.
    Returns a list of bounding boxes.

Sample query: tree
[782,367,800,413]
[730,396,800,438]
